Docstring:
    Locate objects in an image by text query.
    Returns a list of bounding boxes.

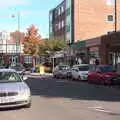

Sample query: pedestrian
[95,58,99,65]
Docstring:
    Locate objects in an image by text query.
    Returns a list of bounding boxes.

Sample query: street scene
[0,0,120,120]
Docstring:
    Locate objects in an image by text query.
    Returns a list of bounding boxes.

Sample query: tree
[38,39,67,56]
[23,24,41,56]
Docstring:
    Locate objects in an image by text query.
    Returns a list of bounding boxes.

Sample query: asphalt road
[0,75,120,120]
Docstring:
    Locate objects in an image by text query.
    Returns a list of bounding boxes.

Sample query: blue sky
[0,0,62,38]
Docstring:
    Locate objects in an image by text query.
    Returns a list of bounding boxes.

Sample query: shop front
[85,37,101,64]
[104,32,120,67]
[73,41,87,64]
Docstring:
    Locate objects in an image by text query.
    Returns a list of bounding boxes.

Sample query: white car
[71,64,90,81]
[0,69,31,108]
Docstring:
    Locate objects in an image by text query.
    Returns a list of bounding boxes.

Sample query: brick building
[49,0,120,65]
[50,0,119,43]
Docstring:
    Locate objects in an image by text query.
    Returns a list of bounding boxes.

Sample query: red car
[88,65,118,85]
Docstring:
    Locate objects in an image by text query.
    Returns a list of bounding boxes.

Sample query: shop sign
[86,37,101,47]
[74,41,85,49]
[89,47,99,52]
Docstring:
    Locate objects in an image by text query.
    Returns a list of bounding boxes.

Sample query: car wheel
[99,79,105,85]
[53,75,56,78]
[78,76,81,81]
[71,76,75,81]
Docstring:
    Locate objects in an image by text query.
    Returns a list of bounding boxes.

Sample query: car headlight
[19,89,30,97]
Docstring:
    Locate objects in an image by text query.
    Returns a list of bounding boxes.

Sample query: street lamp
[12,12,20,63]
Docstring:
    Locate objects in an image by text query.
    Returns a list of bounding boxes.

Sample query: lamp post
[12,12,20,63]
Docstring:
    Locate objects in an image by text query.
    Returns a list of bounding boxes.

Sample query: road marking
[88,106,113,114]
[88,106,103,109]
[94,108,112,113]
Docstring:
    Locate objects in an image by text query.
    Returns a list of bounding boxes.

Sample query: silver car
[0,69,31,108]
[53,65,71,78]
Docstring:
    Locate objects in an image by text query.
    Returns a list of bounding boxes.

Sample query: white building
[0,31,23,64]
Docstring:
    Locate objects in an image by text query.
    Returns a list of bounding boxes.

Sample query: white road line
[88,106,103,109]
[94,108,112,113]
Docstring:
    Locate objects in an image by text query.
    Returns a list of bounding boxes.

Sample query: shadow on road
[26,77,120,102]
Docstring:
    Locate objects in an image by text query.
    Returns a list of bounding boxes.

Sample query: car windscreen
[59,66,70,70]
[78,66,89,71]
[98,66,116,72]
[0,72,22,82]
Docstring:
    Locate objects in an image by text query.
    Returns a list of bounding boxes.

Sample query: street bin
[39,65,45,75]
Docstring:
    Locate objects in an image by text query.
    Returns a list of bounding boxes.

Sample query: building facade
[49,0,120,65]
[0,31,25,65]
[49,0,119,43]
[49,1,66,41]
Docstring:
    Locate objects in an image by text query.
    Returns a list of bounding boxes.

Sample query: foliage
[47,39,66,52]
[38,39,67,56]
[23,24,41,56]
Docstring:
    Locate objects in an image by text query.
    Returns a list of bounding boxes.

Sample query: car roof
[73,64,89,67]
[0,69,16,72]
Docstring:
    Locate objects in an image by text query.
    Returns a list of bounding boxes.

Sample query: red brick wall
[74,0,115,41]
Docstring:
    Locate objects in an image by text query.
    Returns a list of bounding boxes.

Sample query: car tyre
[71,76,75,81]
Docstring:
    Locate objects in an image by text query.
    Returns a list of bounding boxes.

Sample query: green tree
[38,39,67,56]
[47,39,67,53]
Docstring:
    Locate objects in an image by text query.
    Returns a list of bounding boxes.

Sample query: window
[24,56,32,64]
[58,22,61,29]
[107,15,113,21]
[61,20,64,28]
[66,32,70,42]
[106,0,115,5]
[55,23,58,31]
[58,7,61,15]
[61,5,64,13]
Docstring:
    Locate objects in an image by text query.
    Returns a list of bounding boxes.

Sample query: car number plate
[0,98,15,104]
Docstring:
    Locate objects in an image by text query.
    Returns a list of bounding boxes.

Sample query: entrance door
[10,56,18,65]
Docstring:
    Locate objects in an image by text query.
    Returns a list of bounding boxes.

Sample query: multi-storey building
[49,0,66,41]
[49,0,120,65]
[50,0,118,43]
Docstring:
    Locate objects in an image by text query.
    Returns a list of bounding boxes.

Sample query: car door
[72,67,79,79]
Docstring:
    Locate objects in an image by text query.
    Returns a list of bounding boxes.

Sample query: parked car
[88,65,118,85]
[71,64,91,81]
[9,63,25,75]
[53,65,71,78]
[0,69,31,108]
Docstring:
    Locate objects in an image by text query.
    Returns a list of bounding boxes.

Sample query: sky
[0,0,62,38]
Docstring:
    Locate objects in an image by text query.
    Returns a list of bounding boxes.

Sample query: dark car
[88,65,118,85]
